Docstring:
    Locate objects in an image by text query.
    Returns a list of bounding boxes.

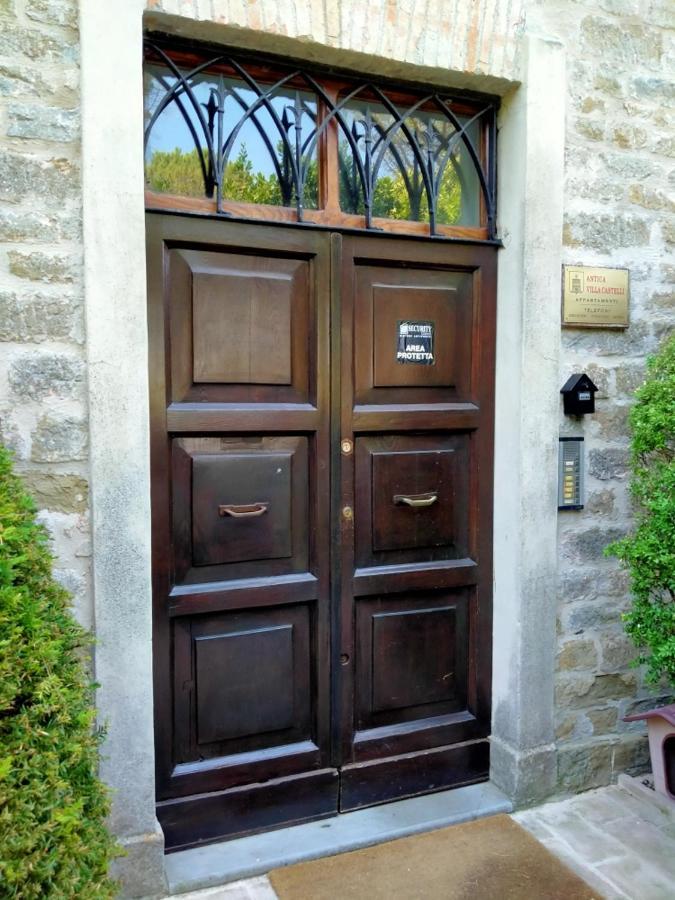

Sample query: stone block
[601,151,658,181]
[591,406,630,441]
[575,118,604,142]
[53,567,88,605]
[0,405,28,459]
[0,151,79,203]
[32,414,88,462]
[584,487,616,515]
[0,209,80,242]
[588,448,629,481]
[560,525,625,562]
[564,176,624,203]
[558,740,613,791]
[555,673,638,709]
[579,96,605,114]
[613,126,647,150]
[25,0,78,29]
[561,320,653,357]
[649,291,675,311]
[663,219,675,245]
[612,734,650,776]
[563,213,650,252]
[7,103,79,142]
[599,631,635,672]
[0,23,77,61]
[0,291,79,343]
[562,599,628,634]
[21,471,88,514]
[631,76,675,102]
[615,364,646,395]
[587,706,620,736]
[628,184,675,211]
[580,17,662,69]
[557,638,599,671]
[583,364,612,398]
[654,136,675,158]
[557,570,601,604]
[594,73,622,97]
[9,352,85,400]
[8,250,78,283]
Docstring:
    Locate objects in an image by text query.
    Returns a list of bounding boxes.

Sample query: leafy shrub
[0,445,118,898]
[607,333,675,686]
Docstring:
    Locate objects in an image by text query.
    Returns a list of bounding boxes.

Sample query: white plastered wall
[79,1,566,894]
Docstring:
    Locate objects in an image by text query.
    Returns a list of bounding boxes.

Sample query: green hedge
[0,445,118,898]
[607,332,675,687]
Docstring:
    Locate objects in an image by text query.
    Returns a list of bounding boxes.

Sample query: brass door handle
[218,502,269,518]
[393,492,438,508]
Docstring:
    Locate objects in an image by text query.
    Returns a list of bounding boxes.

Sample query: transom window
[144,38,498,240]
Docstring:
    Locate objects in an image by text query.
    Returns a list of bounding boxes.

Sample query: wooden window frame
[144,37,498,242]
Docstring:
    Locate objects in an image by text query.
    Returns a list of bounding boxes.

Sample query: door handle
[393,492,438,508]
[218,502,269,518]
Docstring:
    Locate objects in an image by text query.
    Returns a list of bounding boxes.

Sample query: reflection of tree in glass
[338,117,466,225]
[145,144,318,208]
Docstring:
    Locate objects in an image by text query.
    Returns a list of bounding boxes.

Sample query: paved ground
[515,777,675,899]
[166,779,675,899]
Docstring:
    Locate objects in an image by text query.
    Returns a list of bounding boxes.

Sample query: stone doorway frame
[79,2,565,894]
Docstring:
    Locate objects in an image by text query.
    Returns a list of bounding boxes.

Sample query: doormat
[268,814,597,900]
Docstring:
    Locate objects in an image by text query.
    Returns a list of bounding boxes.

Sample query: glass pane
[144,66,208,198]
[338,97,481,226]
[144,64,319,209]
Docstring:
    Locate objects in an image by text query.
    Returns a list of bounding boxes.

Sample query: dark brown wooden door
[336,236,495,809]
[146,215,495,851]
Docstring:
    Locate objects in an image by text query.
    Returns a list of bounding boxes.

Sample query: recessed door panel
[192,271,293,385]
[168,247,311,405]
[354,264,473,406]
[174,604,313,763]
[354,592,469,732]
[372,286,457,388]
[355,434,471,567]
[171,436,309,585]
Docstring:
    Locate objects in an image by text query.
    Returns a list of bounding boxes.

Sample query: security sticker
[396,320,434,365]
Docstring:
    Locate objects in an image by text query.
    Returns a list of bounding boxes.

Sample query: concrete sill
[165,781,512,895]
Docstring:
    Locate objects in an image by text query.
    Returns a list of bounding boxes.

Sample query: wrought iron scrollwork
[144,41,497,238]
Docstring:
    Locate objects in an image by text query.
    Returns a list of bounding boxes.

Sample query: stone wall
[0,0,91,627]
[530,0,674,791]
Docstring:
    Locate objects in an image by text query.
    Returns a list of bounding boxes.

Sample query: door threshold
[164,781,512,895]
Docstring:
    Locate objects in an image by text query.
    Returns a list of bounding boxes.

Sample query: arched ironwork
[144,40,498,239]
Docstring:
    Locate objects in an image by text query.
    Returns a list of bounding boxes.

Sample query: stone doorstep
[163,781,512,895]
[618,772,675,819]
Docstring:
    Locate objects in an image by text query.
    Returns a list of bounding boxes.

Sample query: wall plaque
[562,265,629,328]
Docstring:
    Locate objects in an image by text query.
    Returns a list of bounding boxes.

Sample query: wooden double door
[147,213,496,851]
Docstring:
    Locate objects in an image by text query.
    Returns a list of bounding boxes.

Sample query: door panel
[148,215,496,848]
[338,236,495,808]
[168,248,310,404]
[354,265,473,405]
[172,436,308,583]
[147,216,334,849]
[354,434,470,566]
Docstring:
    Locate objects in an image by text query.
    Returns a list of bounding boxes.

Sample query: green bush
[607,332,675,687]
[0,445,118,898]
